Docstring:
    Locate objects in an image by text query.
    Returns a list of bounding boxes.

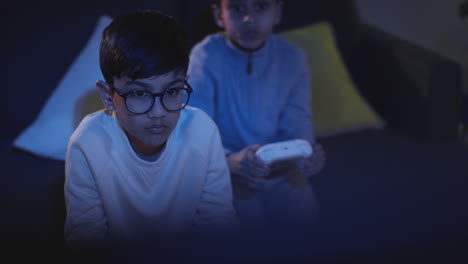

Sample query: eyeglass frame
[110,80,193,114]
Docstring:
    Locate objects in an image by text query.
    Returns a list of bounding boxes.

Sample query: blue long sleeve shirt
[188,33,315,154]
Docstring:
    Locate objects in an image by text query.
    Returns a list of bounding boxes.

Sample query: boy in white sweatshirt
[64,9,238,256]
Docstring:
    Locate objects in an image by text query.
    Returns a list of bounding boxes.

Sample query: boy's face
[214,0,282,50]
[100,71,186,159]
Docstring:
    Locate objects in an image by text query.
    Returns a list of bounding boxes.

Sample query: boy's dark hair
[99,9,189,84]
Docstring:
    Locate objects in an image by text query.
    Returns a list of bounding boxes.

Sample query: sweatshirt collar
[224,33,271,57]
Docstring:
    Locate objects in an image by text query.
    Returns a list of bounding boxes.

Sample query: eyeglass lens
[125,88,189,113]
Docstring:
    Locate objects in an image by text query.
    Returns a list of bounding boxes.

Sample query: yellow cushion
[279,22,385,138]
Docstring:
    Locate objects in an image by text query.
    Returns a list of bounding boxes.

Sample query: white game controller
[255,139,313,165]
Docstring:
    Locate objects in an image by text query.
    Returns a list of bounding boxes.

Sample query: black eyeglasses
[112,81,193,114]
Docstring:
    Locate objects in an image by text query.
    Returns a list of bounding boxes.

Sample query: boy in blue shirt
[188,0,326,232]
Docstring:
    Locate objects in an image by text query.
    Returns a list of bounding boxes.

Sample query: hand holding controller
[255,139,313,165]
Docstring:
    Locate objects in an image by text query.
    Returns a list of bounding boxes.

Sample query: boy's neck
[133,141,166,162]
[229,38,266,53]
[125,130,166,162]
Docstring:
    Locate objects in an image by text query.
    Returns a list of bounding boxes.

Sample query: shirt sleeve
[192,124,240,234]
[64,143,110,248]
[188,45,217,120]
[276,51,315,144]
[188,44,235,155]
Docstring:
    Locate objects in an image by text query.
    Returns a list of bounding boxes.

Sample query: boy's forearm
[193,136,239,231]
[64,149,110,248]
[282,68,315,142]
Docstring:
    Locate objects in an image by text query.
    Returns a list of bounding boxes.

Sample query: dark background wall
[356,0,468,94]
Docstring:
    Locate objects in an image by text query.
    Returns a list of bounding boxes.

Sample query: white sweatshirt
[64,107,238,247]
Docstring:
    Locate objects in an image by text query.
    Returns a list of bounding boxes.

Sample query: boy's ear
[96,80,115,111]
[211,4,225,28]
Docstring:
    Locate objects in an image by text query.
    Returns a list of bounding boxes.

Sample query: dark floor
[2,128,468,263]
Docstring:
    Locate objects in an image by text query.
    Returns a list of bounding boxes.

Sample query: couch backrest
[4,0,363,142]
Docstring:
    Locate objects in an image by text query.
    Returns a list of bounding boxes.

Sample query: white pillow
[13,15,113,161]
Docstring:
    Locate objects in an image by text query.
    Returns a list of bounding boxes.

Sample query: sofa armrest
[352,23,462,142]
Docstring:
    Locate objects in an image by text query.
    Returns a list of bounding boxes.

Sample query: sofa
[4,0,468,263]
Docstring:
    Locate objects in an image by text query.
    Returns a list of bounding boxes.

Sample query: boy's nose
[243,14,255,23]
[147,99,167,118]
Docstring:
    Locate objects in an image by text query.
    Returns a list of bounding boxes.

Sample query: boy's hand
[227,144,270,189]
[295,143,326,178]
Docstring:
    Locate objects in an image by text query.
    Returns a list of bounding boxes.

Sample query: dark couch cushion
[310,128,468,261]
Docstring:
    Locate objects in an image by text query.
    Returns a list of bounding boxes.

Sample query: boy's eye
[254,2,270,12]
[133,91,148,97]
[228,3,246,14]
[165,88,180,96]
